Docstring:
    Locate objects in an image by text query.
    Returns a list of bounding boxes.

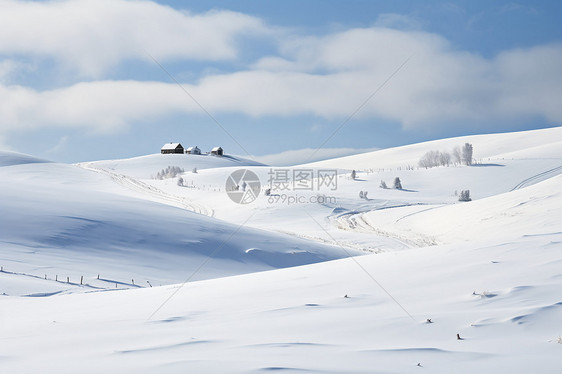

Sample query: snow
[1,126,562,373]
[362,174,562,244]
[2,233,561,373]
[0,160,356,296]
[301,126,562,171]
[161,142,182,150]
[0,150,50,167]
[81,152,265,179]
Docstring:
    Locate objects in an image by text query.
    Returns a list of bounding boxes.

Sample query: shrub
[155,166,184,180]
[459,190,472,202]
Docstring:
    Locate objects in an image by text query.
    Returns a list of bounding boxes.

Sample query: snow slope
[302,126,562,170]
[127,128,561,252]
[1,232,560,373]
[0,150,50,167]
[362,174,562,245]
[0,155,356,296]
[82,153,265,179]
[1,127,561,373]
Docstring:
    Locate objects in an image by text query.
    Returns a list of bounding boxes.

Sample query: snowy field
[1,127,561,373]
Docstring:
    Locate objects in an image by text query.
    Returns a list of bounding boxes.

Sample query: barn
[211,146,224,156]
[161,143,184,154]
[186,146,201,155]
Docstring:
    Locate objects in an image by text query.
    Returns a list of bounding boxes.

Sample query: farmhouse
[161,143,184,154]
[211,146,224,156]
[186,146,201,155]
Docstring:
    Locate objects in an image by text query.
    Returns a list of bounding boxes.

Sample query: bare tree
[462,143,473,165]
[155,166,184,180]
[439,152,451,166]
[419,150,451,168]
[419,150,439,168]
[452,146,462,165]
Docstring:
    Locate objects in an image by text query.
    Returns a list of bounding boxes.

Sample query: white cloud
[0,60,19,81]
[0,80,198,133]
[0,133,10,151]
[494,44,562,123]
[45,135,69,155]
[0,0,267,76]
[0,15,561,137]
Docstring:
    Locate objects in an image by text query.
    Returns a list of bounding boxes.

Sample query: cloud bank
[0,0,266,76]
[0,0,560,137]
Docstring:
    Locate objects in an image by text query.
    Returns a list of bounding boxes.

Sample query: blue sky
[0,0,561,164]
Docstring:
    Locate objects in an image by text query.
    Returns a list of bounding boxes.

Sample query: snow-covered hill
[81,152,265,179]
[2,229,561,373]
[362,174,562,245]
[0,150,51,167]
[1,127,561,373]
[0,154,355,297]
[122,127,562,253]
[301,126,562,170]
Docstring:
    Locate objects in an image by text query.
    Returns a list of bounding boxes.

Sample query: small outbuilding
[211,146,224,156]
[186,146,201,155]
[161,143,184,154]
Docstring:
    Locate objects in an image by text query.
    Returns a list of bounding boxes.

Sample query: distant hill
[80,153,266,179]
[0,150,51,167]
[300,126,562,170]
[0,156,351,295]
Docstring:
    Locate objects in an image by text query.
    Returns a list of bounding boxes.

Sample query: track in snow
[511,165,562,191]
[76,163,214,217]
[328,206,437,248]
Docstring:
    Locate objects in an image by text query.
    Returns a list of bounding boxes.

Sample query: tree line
[418,143,473,169]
